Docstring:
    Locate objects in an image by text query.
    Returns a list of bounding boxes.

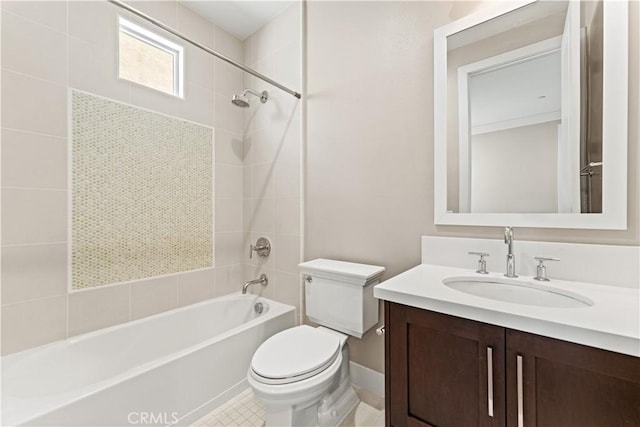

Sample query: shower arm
[243,89,269,103]
[107,0,301,100]
[244,89,262,98]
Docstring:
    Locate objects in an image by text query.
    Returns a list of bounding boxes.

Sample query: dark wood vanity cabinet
[505,329,640,427]
[385,302,640,427]
[385,301,506,427]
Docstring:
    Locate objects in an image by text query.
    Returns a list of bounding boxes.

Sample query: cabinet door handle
[517,355,524,427]
[487,346,494,417]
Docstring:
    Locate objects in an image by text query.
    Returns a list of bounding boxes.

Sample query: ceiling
[469,50,561,134]
[182,1,296,40]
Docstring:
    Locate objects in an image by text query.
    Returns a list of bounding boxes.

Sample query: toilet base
[318,382,359,427]
[251,332,359,427]
[262,382,359,427]
[264,405,316,427]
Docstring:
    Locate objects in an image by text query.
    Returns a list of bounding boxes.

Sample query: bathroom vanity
[383,302,639,427]
[375,257,640,427]
[381,0,640,424]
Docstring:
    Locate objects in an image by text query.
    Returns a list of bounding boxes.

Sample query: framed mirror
[433,0,628,229]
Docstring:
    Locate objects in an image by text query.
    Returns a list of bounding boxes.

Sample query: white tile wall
[68,35,131,102]
[1,129,67,189]
[0,0,303,355]
[215,164,243,199]
[184,45,215,91]
[214,62,243,99]
[1,11,67,84]
[214,264,244,297]
[0,0,245,355]
[181,82,215,126]
[1,296,68,355]
[242,3,303,322]
[216,199,243,233]
[2,70,68,136]
[214,93,243,133]
[1,243,68,304]
[1,1,67,32]
[215,129,244,166]
[178,268,215,306]
[129,1,177,28]
[1,188,67,245]
[68,285,130,336]
[68,1,118,47]
[177,4,214,49]
[131,276,179,320]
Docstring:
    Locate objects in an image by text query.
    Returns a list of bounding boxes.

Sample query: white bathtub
[1,293,296,426]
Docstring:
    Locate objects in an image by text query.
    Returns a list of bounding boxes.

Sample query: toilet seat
[250,326,341,385]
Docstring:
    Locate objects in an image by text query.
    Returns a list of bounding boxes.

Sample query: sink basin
[442,276,593,308]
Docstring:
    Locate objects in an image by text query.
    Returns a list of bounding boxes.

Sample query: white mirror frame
[433,0,628,229]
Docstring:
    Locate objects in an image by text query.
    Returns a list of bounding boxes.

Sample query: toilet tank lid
[299,259,385,281]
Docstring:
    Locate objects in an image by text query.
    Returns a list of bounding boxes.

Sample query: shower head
[231,94,250,108]
[231,89,268,107]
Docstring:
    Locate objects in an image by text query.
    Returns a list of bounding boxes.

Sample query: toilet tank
[299,259,385,338]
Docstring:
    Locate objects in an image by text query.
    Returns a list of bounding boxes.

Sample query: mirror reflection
[446,1,603,214]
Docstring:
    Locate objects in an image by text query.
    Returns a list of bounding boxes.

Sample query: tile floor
[191,388,385,427]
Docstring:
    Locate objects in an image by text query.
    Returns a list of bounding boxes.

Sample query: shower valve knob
[249,237,271,259]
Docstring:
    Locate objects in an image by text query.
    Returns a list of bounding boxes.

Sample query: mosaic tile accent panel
[71,91,214,290]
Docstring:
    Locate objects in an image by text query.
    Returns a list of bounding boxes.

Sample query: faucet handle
[533,257,559,281]
[468,252,490,274]
[249,237,271,259]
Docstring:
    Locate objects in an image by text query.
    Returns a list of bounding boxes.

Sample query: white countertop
[374,264,640,357]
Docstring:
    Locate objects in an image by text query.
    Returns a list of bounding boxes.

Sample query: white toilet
[247,259,385,427]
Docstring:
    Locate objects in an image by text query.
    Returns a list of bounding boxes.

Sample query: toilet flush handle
[376,326,385,335]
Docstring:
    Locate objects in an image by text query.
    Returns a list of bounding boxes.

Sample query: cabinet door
[386,302,506,427]
[506,330,640,427]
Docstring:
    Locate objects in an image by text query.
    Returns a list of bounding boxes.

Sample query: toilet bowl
[248,326,358,426]
[247,259,385,427]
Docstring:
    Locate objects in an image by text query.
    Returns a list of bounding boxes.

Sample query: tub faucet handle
[249,237,271,259]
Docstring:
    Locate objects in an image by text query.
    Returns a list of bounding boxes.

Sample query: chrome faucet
[504,227,518,278]
[242,274,268,294]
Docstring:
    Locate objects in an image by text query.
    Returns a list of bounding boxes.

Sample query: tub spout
[242,274,268,294]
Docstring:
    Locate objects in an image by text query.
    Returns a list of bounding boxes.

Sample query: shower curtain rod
[107,0,302,100]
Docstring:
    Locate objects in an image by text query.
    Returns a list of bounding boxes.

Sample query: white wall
[306,0,639,375]
[306,1,489,374]
[471,121,559,213]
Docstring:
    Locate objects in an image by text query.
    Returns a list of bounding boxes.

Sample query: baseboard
[349,361,384,398]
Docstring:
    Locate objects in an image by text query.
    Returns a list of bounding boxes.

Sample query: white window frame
[118,17,184,98]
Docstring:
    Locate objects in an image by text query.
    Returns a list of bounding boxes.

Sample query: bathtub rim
[2,292,295,426]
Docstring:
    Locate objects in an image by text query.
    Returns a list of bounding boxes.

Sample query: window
[118,17,183,97]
